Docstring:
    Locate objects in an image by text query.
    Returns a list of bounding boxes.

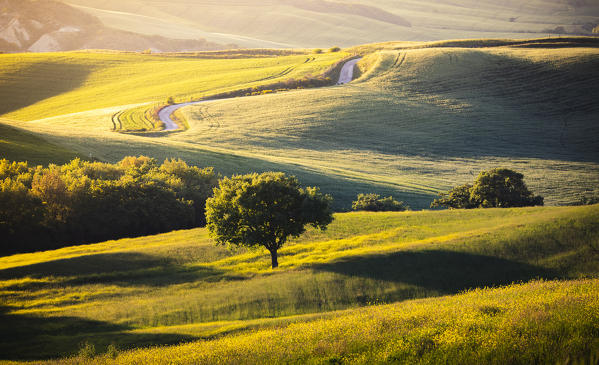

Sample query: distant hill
[63,0,599,48]
[0,0,235,53]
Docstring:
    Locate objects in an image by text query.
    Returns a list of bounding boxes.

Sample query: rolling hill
[0,49,348,121]
[65,0,599,48]
[0,0,232,53]
[1,204,598,361]
[2,38,596,209]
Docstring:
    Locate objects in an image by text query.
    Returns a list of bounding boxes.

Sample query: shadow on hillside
[26,128,437,210]
[312,249,556,294]
[0,252,234,288]
[0,62,93,116]
[0,305,197,361]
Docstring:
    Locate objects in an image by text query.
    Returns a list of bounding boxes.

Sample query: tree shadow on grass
[0,252,239,289]
[312,249,557,295]
[0,305,197,361]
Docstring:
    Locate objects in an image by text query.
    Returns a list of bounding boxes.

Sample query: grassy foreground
[1,205,598,361]
[49,279,599,364]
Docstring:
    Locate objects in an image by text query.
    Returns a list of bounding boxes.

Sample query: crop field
[112,103,166,132]
[1,204,598,362]
[0,50,347,121]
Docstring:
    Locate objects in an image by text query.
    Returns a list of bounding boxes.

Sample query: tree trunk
[270,249,278,269]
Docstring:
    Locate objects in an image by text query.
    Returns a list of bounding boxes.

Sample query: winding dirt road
[158,58,361,131]
[337,58,361,85]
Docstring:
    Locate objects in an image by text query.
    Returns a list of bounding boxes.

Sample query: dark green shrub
[352,193,409,212]
[329,46,341,52]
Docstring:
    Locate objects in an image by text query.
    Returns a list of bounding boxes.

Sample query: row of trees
[1,158,544,268]
[0,157,218,255]
[204,168,543,269]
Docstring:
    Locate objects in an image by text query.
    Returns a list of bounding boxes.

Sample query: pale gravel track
[158,58,362,131]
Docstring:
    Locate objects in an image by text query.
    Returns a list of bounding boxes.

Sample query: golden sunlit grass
[0,50,348,121]
[1,205,598,361]
[48,279,599,365]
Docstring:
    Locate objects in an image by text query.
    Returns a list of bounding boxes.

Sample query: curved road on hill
[337,58,361,85]
[158,58,362,131]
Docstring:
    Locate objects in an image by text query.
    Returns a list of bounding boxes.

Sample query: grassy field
[170,40,599,208]
[0,50,347,121]
[46,279,599,364]
[0,123,83,165]
[1,39,597,208]
[1,204,598,361]
[66,0,599,47]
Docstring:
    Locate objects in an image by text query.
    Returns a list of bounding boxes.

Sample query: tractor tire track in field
[158,58,362,132]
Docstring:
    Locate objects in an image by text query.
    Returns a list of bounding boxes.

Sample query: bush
[313,48,323,54]
[329,46,341,52]
[352,193,409,212]
[166,96,175,105]
[431,168,544,209]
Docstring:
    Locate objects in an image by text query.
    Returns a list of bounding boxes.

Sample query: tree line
[1,157,547,262]
[0,156,218,255]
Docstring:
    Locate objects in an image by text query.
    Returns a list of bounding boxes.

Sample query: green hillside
[66,0,599,48]
[0,204,598,361]
[0,123,83,164]
[170,40,599,208]
[0,50,347,121]
[1,39,597,209]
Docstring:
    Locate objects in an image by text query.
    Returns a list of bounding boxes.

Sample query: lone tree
[205,172,333,269]
[431,168,544,209]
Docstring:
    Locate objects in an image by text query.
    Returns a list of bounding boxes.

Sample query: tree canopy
[0,157,218,255]
[431,168,543,209]
[205,172,333,268]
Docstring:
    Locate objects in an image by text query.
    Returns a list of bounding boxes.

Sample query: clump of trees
[0,157,218,255]
[205,172,333,269]
[352,193,409,212]
[431,168,543,209]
